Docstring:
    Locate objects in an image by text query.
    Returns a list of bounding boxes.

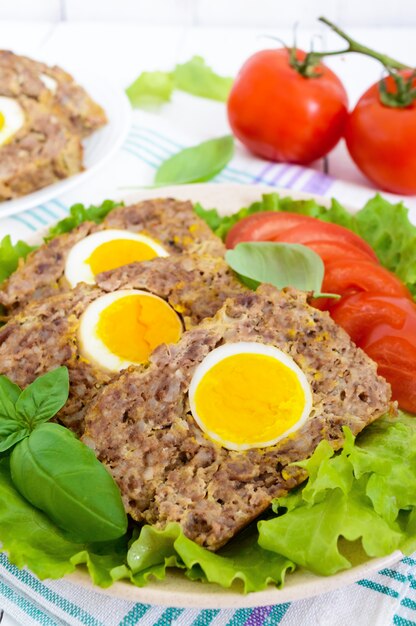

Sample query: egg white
[188,341,313,451]
[64,229,169,288]
[0,96,25,147]
[79,289,178,373]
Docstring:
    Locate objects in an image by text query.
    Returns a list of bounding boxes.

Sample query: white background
[1,0,416,25]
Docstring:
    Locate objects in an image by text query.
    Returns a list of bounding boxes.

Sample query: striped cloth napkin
[0,109,416,626]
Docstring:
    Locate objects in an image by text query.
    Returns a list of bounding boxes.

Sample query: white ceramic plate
[24,183,402,608]
[0,72,131,219]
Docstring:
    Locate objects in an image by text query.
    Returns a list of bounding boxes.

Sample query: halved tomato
[322,259,412,302]
[225,212,315,249]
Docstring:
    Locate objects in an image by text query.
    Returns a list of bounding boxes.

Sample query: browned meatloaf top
[82,285,392,551]
[0,198,226,313]
[0,253,243,435]
[0,50,107,137]
[0,96,83,201]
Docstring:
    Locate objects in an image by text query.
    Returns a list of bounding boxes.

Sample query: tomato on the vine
[227,48,348,164]
[345,71,416,195]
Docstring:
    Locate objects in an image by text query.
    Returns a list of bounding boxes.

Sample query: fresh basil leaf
[226,242,325,294]
[173,56,233,102]
[0,428,29,453]
[10,423,127,543]
[125,71,174,108]
[15,367,69,427]
[0,376,21,420]
[45,200,122,241]
[0,236,36,285]
[155,135,234,186]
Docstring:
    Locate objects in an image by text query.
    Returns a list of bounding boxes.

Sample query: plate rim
[19,182,404,607]
[0,77,131,220]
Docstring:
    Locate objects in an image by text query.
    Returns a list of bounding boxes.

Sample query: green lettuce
[45,199,122,241]
[0,236,35,284]
[258,413,416,576]
[126,56,233,108]
[127,522,294,592]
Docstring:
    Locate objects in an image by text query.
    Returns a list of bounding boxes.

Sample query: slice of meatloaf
[82,285,392,551]
[0,96,83,201]
[0,50,107,137]
[0,254,243,435]
[0,198,226,314]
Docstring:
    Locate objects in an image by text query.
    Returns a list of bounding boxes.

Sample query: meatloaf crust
[83,285,392,550]
[0,198,225,314]
[0,50,107,137]
[0,253,243,434]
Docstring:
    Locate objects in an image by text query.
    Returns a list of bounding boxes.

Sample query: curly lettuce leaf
[127,522,294,592]
[258,413,416,576]
[0,236,36,284]
[45,199,122,241]
[0,457,129,587]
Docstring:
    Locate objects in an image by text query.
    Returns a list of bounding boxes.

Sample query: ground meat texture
[0,50,107,137]
[0,96,83,202]
[83,285,393,551]
[0,198,225,314]
[0,254,243,435]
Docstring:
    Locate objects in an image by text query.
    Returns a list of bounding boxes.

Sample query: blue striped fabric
[0,124,415,626]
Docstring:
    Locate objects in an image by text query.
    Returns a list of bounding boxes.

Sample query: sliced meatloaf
[0,198,226,314]
[0,253,243,435]
[82,285,392,551]
[0,50,107,137]
[0,96,83,201]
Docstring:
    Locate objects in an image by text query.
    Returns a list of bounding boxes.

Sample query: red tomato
[227,48,348,164]
[330,293,414,346]
[225,212,319,248]
[225,211,377,262]
[329,294,416,412]
[322,259,412,301]
[364,337,416,413]
[303,240,378,265]
[270,223,378,261]
[345,71,416,195]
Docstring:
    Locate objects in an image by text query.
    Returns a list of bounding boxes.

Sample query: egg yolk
[96,294,182,363]
[87,239,159,275]
[193,353,307,446]
[0,112,4,131]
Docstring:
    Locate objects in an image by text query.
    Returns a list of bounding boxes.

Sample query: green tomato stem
[318,17,410,71]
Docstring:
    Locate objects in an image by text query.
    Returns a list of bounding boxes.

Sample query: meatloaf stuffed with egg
[82,285,392,550]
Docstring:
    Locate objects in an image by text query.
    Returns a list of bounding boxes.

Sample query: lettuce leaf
[45,199,122,241]
[258,413,416,576]
[127,522,294,592]
[0,236,36,284]
[126,56,233,108]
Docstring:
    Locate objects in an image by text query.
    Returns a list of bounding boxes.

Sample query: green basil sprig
[0,368,127,542]
[226,242,339,298]
[154,135,234,186]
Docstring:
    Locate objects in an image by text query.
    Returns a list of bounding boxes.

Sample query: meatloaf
[0,253,243,435]
[0,50,107,137]
[0,198,226,314]
[0,96,83,201]
[82,285,392,550]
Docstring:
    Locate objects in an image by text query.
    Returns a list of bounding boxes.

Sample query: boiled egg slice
[189,342,312,451]
[65,229,169,288]
[0,96,25,146]
[79,289,182,372]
